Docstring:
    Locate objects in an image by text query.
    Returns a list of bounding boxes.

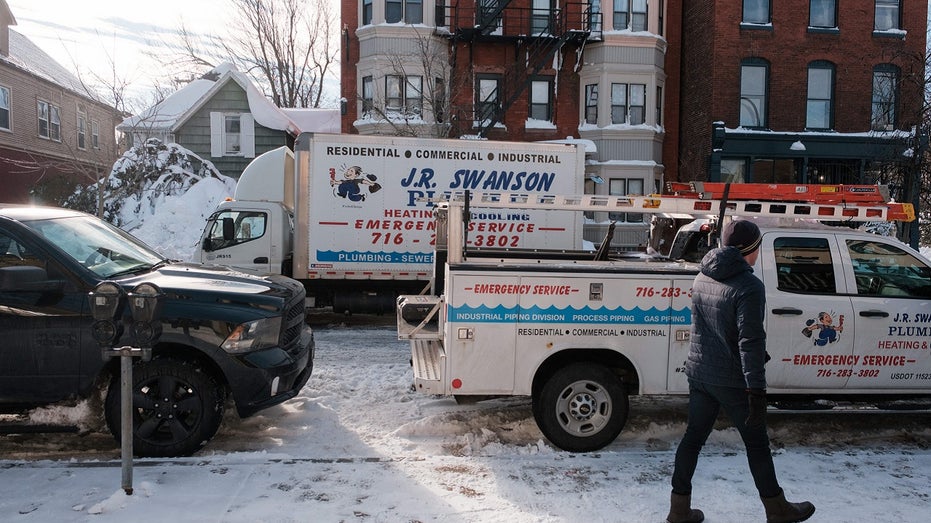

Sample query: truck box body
[197,133,586,311]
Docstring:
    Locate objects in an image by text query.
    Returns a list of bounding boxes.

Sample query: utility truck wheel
[534,362,628,452]
[105,358,224,457]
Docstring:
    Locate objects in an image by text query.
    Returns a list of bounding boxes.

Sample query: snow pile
[68,139,236,260]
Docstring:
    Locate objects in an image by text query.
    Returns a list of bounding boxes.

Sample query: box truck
[195,133,586,313]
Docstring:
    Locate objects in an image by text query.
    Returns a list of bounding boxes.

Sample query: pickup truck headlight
[222,317,281,353]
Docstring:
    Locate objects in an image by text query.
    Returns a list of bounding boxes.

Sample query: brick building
[341,1,927,248]
[340,0,669,249]
[672,0,927,191]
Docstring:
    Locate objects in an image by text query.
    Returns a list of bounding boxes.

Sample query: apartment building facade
[340,0,668,249]
[672,0,927,191]
[340,1,927,248]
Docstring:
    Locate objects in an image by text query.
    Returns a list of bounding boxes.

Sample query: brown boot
[666,492,704,523]
[761,489,815,523]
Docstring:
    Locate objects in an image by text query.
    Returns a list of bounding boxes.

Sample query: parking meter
[128,282,163,352]
[89,281,125,348]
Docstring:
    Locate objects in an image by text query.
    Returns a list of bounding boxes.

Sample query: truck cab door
[759,233,855,390]
[200,209,273,273]
[840,235,931,389]
[0,231,85,404]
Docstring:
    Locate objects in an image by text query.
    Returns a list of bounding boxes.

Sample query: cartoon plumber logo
[801,311,845,346]
[330,165,381,202]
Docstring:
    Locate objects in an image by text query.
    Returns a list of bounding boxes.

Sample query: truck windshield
[23,215,166,278]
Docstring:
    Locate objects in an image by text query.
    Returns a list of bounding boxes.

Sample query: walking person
[665,220,815,523]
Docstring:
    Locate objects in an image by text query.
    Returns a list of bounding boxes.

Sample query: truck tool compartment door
[841,235,931,389]
[201,209,272,273]
[445,272,519,394]
[761,233,855,390]
[0,231,85,403]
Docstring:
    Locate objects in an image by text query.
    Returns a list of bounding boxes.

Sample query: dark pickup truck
[0,204,314,457]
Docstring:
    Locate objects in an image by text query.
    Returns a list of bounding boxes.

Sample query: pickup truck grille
[280,294,306,349]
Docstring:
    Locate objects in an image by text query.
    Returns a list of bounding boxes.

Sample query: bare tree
[161,0,339,109]
[355,28,477,138]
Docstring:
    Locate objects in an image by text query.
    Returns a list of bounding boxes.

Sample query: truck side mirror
[222,217,235,241]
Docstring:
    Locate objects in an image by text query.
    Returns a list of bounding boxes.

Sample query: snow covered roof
[118,63,303,136]
[281,108,341,133]
[1,29,100,101]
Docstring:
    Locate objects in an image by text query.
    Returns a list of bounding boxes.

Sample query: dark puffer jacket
[685,245,767,390]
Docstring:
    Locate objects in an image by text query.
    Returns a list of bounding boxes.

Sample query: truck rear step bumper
[411,339,444,394]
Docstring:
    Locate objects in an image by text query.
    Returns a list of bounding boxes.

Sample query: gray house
[118,63,339,179]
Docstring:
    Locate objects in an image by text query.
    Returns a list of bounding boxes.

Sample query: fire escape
[442,1,602,137]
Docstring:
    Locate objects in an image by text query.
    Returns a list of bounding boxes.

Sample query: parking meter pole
[90,281,161,496]
[120,350,134,495]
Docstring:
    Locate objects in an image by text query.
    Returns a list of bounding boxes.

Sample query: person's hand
[745,388,767,427]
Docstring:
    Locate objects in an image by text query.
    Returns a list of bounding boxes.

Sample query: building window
[38,100,61,141]
[613,0,647,31]
[809,0,836,28]
[608,178,645,223]
[874,0,900,31]
[806,61,834,130]
[611,83,645,125]
[77,107,87,150]
[584,84,598,124]
[386,0,423,23]
[871,64,899,131]
[743,0,771,23]
[224,115,241,154]
[531,0,554,34]
[210,112,254,158]
[476,75,501,123]
[386,75,423,116]
[655,86,663,126]
[739,59,768,128]
[478,0,503,31]
[362,76,374,115]
[362,0,373,25]
[406,76,423,116]
[92,120,99,149]
[0,86,9,130]
[657,0,664,35]
[529,78,553,121]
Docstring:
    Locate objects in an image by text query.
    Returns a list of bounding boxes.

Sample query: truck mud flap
[411,339,444,394]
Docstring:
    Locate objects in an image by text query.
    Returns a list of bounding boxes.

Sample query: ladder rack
[666,182,893,204]
[441,190,914,222]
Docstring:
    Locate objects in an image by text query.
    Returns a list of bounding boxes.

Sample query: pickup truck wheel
[105,358,224,457]
[534,363,628,452]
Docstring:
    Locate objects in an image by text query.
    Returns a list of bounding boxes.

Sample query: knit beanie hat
[722,220,762,255]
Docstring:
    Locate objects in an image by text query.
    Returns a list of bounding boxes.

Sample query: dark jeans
[671,379,781,498]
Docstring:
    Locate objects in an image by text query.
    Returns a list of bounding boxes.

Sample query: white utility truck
[397,184,930,452]
[194,133,586,313]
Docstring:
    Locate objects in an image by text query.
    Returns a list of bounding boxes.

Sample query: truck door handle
[771,307,803,315]
[859,310,889,318]
[253,257,269,264]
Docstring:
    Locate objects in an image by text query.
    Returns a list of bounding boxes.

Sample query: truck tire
[533,362,628,452]
[105,358,224,457]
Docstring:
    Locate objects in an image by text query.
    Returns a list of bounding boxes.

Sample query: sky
[6,0,224,102]
[4,0,340,110]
